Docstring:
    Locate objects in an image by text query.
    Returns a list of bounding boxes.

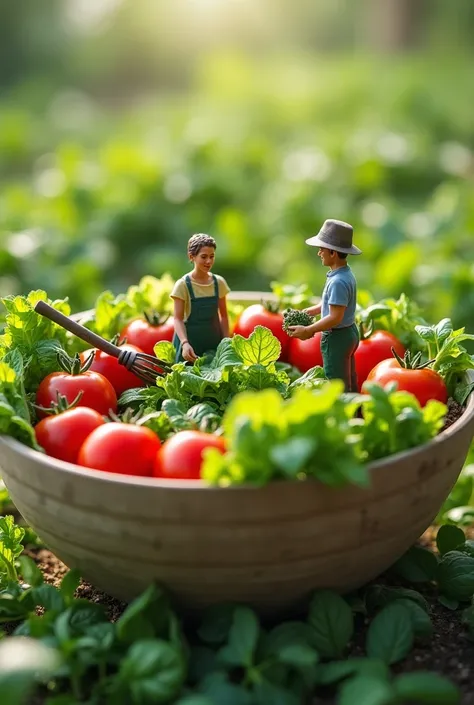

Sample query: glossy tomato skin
[121,318,174,356]
[233,305,288,360]
[36,371,117,418]
[364,358,448,407]
[80,346,145,397]
[78,423,161,476]
[35,408,105,465]
[154,431,226,480]
[354,331,405,391]
[288,333,323,373]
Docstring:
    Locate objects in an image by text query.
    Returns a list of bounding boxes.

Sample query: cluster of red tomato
[33,306,448,480]
[34,316,226,479]
[233,303,448,406]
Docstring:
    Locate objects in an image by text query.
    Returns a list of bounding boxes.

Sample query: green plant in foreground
[0,513,470,704]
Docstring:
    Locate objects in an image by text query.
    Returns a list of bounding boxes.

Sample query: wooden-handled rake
[34,300,173,385]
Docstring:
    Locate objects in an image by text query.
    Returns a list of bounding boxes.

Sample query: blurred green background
[1,0,474,328]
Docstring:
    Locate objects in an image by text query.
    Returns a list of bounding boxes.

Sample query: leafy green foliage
[282,308,313,333]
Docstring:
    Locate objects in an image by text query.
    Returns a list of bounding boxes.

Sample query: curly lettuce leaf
[0,291,71,389]
[202,383,368,487]
[153,341,176,365]
[232,326,281,367]
[360,382,446,461]
[357,292,428,353]
[126,274,175,315]
[414,318,474,397]
[0,362,40,450]
[80,290,134,342]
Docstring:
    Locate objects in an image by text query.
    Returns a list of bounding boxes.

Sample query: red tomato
[35,408,105,465]
[364,358,448,407]
[121,317,174,356]
[288,333,323,373]
[154,431,227,480]
[36,371,117,418]
[80,345,145,397]
[233,304,288,360]
[78,423,161,476]
[354,331,406,391]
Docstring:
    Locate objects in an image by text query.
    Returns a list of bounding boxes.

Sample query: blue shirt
[321,265,357,328]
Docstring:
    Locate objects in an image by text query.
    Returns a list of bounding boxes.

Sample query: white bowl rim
[1,370,473,492]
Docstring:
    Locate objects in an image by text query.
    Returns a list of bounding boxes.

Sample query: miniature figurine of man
[287,219,362,392]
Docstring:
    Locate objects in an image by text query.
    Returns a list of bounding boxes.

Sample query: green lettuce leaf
[154,341,176,365]
[0,362,40,450]
[232,326,281,367]
[0,291,71,389]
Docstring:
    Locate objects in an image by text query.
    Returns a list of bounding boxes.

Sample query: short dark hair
[329,249,348,260]
[188,233,216,257]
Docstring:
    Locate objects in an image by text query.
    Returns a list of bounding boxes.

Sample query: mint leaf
[366,603,414,665]
[116,639,185,703]
[308,591,354,659]
[436,550,474,602]
[17,556,44,588]
[316,658,390,686]
[391,546,438,583]
[365,585,429,613]
[390,599,433,638]
[337,675,394,705]
[253,681,300,705]
[232,325,281,366]
[436,525,466,556]
[394,672,460,704]
[218,607,260,668]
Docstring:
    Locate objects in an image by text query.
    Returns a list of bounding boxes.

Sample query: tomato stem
[143,309,171,327]
[34,390,84,416]
[391,347,436,370]
[57,349,95,375]
[260,298,281,314]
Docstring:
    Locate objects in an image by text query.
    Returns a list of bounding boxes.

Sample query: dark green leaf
[436,525,466,556]
[253,680,300,705]
[391,546,438,583]
[116,584,171,644]
[394,671,460,704]
[31,585,65,613]
[366,603,414,665]
[197,603,237,646]
[218,607,260,668]
[308,590,354,658]
[337,675,394,705]
[438,595,459,611]
[117,639,185,704]
[390,599,433,638]
[60,570,81,603]
[437,551,474,602]
[17,556,43,587]
[316,658,390,686]
[365,585,428,613]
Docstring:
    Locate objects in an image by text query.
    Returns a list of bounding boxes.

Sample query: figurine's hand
[287,325,314,340]
[182,342,198,362]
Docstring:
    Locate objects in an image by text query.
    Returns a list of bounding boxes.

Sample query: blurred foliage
[1,52,474,339]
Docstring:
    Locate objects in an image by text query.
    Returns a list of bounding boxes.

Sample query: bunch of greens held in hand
[0,513,468,705]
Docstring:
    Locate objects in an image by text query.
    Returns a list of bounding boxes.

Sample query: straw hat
[305,219,362,255]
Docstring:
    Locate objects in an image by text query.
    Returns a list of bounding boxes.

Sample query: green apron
[173,274,223,363]
[321,323,359,392]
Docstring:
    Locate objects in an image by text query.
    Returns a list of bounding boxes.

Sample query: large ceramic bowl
[1,293,473,616]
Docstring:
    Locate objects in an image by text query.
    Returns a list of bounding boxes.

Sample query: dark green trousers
[321,323,359,392]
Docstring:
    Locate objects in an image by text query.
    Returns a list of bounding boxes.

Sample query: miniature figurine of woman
[288,219,362,392]
[171,234,230,363]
